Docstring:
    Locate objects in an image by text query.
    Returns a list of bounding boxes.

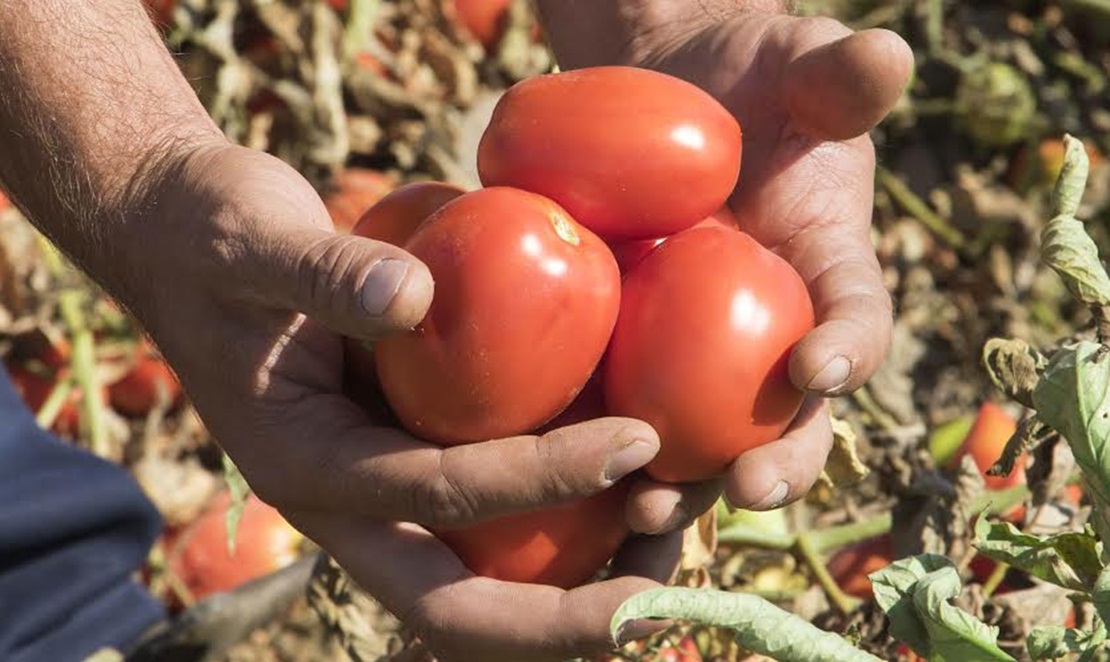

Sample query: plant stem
[981,561,1010,598]
[34,373,73,430]
[58,289,109,457]
[794,531,862,615]
[877,166,969,251]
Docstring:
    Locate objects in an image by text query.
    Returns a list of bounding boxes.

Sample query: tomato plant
[323,168,397,234]
[433,481,630,588]
[165,491,304,602]
[350,181,465,247]
[478,66,742,240]
[365,187,621,444]
[108,341,183,417]
[5,337,104,436]
[827,536,893,599]
[604,226,814,482]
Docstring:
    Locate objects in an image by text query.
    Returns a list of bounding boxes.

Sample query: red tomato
[5,338,104,436]
[949,402,1024,491]
[451,0,512,50]
[827,536,892,599]
[365,187,621,444]
[143,0,175,25]
[609,207,739,273]
[323,169,397,234]
[167,492,303,602]
[478,67,742,240]
[350,181,466,247]
[433,481,630,588]
[108,343,183,417]
[604,227,814,482]
[656,636,703,662]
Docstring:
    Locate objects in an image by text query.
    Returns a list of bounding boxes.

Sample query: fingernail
[750,480,790,511]
[604,439,658,483]
[614,618,668,647]
[655,502,688,534]
[807,356,852,393]
[362,259,410,316]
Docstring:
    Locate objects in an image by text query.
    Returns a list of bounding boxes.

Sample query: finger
[610,531,684,584]
[235,225,435,341]
[779,216,892,395]
[724,397,832,510]
[780,24,914,141]
[240,393,660,526]
[625,477,724,535]
[297,515,667,662]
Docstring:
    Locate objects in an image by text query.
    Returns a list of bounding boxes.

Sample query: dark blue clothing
[0,368,164,661]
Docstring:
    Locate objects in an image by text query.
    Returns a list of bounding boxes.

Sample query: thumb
[241,225,434,339]
[780,25,913,141]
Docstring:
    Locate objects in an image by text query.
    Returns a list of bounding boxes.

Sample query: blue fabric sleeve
[0,368,165,662]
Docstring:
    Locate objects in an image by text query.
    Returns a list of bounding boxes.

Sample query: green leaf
[222,453,251,555]
[930,415,975,466]
[610,588,881,662]
[1027,625,1085,659]
[869,555,1015,662]
[973,517,1102,591]
[1033,341,1110,513]
[1040,134,1110,308]
[1094,565,1110,627]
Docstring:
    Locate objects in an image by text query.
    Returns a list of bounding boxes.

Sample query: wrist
[534,0,791,69]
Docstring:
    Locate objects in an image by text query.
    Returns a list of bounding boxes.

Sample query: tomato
[478,66,743,240]
[0,188,9,211]
[433,481,630,588]
[143,0,175,25]
[949,402,1024,491]
[166,492,303,602]
[350,181,466,247]
[108,342,183,417]
[451,0,512,50]
[5,338,105,437]
[655,635,703,662]
[365,187,621,444]
[603,227,814,482]
[609,207,738,273]
[827,536,892,599]
[323,168,397,234]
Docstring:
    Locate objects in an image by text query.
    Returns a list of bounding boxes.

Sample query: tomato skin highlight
[369,187,621,444]
[350,181,466,247]
[478,66,742,241]
[603,227,814,482]
[433,481,630,588]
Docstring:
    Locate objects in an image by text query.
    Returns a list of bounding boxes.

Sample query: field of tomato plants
[4,1,1110,661]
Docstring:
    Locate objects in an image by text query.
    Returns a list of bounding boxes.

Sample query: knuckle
[533,431,590,498]
[414,454,480,526]
[295,236,365,314]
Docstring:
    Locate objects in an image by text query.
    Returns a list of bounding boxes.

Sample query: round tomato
[350,181,466,247]
[451,0,512,50]
[166,492,303,602]
[366,187,621,444]
[478,66,742,240]
[433,481,630,588]
[109,342,183,417]
[603,227,814,483]
[323,168,397,234]
[609,207,739,274]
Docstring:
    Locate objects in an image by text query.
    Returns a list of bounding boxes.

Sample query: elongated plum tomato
[604,227,815,483]
[433,480,630,588]
[369,187,621,444]
[949,402,1024,490]
[478,66,742,240]
[350,181,466,247]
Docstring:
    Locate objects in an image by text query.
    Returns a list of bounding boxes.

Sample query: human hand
[116,141,688,661]
[539,2,913,515]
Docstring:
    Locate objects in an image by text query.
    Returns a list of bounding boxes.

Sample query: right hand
[111,140,690,661]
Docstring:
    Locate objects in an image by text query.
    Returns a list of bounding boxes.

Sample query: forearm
[534,0,791,69]
[0,0,222,292]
